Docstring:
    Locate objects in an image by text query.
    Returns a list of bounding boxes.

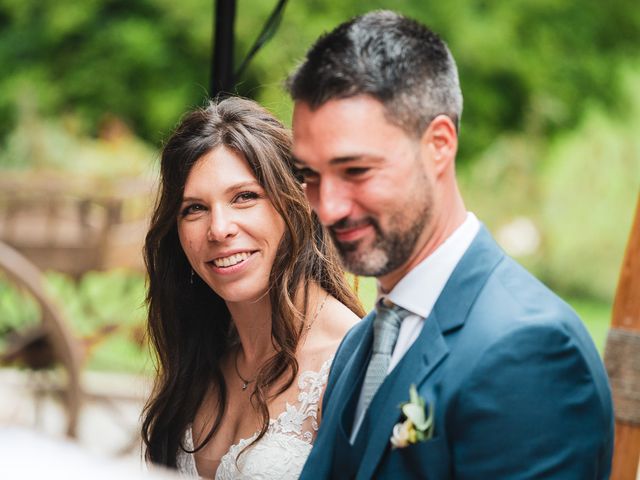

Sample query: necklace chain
[233,292,330,391]
[306,292,328,331]
[233,352,253,391]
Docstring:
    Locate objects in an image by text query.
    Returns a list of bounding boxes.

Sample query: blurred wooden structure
[605,193,640,480]
[0,240,82,436]
[0,173,152,276]
[0,171,152,448]
[0,240,149,453]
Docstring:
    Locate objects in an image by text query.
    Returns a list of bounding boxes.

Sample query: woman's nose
[207,206,239,242]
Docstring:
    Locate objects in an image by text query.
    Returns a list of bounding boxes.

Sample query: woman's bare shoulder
[319,295,361,342]
[299,294,361,370]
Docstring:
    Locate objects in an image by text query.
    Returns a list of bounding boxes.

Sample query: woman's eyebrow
[180,181,261,203]
[224,180,261,194]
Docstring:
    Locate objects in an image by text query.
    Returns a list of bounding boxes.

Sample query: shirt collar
[379,212,480,318]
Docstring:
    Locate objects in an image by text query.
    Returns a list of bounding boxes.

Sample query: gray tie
[360,300,409,412]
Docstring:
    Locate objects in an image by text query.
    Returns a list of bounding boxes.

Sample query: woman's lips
[212,251,253,268]
[207,251,257,274]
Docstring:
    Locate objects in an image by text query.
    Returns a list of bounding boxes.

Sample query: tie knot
[372,302,408,355]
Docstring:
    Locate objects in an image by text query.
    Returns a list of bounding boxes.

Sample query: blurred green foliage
[0,0,211,143]
[540,66,640,299]
[1,0,639,160]
[0,270,151,373]
[460,63,640,301]
[47,269,151,372]
[0,94,156,178]
[0,273,40,352]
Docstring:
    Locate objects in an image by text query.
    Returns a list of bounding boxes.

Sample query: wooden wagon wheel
[0,240,82,438]
[605,192,640,479]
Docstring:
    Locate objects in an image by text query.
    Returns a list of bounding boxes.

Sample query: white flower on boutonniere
[390,384,434,449]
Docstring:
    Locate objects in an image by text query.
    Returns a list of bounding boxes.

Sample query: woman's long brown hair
[141,96,364,468]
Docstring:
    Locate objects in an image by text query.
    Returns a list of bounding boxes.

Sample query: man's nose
[313,178,353,227]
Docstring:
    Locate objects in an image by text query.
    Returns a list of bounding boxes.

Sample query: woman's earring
[190,269,194,285]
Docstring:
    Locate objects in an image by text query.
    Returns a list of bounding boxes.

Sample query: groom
[287,10,613,479]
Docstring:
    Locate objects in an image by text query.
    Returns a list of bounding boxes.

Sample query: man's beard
[329,194,432,277]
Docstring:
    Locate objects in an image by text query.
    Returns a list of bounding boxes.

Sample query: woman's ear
[421,115,458,176]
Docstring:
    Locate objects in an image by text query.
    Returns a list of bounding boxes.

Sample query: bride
[142,96,364,479]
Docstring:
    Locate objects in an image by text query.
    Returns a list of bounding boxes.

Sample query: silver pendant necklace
[233,351,254,391]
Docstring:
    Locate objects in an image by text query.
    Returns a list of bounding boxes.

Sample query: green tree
[0,0,638,162]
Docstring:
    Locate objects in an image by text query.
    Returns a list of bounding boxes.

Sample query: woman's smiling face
[177,145,286,305]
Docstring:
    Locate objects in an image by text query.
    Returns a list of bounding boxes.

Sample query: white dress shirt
[350,212,480,442]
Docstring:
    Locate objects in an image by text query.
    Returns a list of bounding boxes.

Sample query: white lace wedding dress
[177,356,332,479]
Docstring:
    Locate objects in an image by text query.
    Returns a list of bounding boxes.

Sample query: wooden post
[606,193,640,480]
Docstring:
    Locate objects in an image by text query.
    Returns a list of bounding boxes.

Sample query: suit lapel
[354,311,448,479]
[432,226,503,332]
[353,226,504,479]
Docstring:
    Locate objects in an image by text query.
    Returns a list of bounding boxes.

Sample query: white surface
[0,369,163,477]
[0,427,177,479]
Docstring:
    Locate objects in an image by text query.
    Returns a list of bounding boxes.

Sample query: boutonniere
[390,384,434,449]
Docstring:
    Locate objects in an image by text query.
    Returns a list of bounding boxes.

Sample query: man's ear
[421,115,458,176]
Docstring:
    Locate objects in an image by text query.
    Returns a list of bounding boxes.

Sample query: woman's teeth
[213,252,251,268]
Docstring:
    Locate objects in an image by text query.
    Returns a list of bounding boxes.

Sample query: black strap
[234,0,289,81]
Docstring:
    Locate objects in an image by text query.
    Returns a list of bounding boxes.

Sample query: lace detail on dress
[177,427,197,478]
[268,358,331,444]
[177,355,333,479]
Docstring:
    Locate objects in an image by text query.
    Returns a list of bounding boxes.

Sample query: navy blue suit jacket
[300,227,613,479]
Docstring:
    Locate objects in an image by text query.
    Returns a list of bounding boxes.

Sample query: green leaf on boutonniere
[409,383,423,406]
[399,384,434,440]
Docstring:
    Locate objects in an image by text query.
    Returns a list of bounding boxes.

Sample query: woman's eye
[180,204,205,217]
[234,191,260,203]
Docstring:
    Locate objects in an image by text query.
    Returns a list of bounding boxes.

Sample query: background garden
[1,0,639,376]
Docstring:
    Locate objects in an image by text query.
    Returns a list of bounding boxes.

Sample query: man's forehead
[292,96,388,143]
[292,96,416,170]
[291,100,314,133]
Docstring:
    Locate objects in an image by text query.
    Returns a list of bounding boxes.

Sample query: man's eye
[345,167,370,177]
[295,167,319,183]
